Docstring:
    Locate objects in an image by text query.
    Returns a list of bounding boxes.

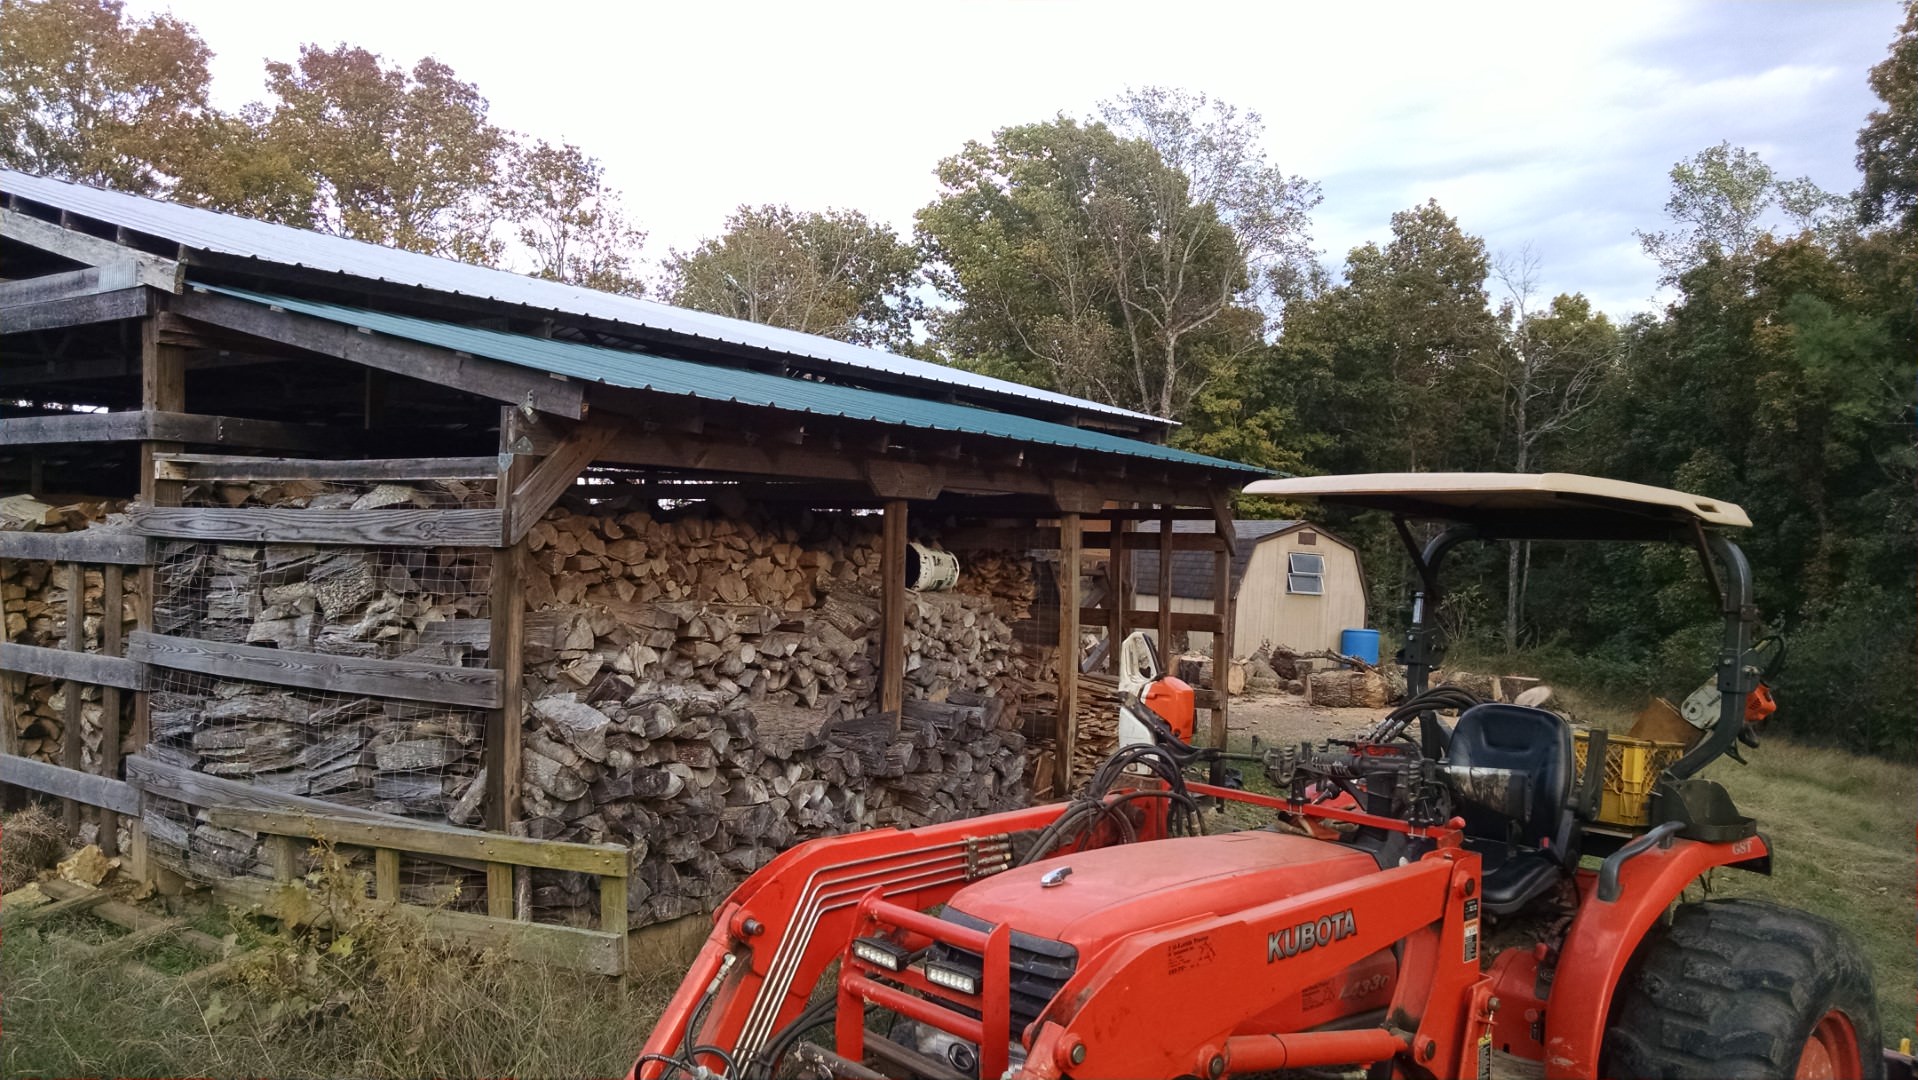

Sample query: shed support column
[879,499,908,720]
[98,564,124,856]
[1055,513,1081,794]
[132,314,184,881]
[1156,507,1174,655]
[61,563,83,833]
[486,407,532,840]
[1210,508,1235,770]
[1106,517,1129,673]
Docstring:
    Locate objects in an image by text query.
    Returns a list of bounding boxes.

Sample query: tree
[0,0,216,192]
[1483,250,1617,648]
[1856,0,1918,232]
[661,205,921,349]
[918,93,1317,418]
[496,140,646,295]
[260,45,508,262]
[1637,142,1851,282]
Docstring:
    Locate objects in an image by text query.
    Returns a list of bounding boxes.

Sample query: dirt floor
[1227,689,1380,748]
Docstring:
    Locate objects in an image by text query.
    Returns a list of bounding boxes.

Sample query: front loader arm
[633,799,1092,1079]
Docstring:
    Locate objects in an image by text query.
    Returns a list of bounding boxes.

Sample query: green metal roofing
[196,284,1262,475]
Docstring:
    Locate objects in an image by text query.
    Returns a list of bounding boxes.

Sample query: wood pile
[517,505,1033,928]
[951,549,1036,622]
[181,478,494,511]
[1013,652,1123,796]
[1,496,138,766]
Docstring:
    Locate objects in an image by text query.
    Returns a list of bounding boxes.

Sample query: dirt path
[1226,691,1381,748]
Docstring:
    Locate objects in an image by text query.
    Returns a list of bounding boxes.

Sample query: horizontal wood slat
[155,454,501,483]
[128,631,500,708]
[940,526,1226,553]
[0,754,141,815]
[0,529,150,564]
[0,410,334,451]
[0,641,147,688]
[205,807,626,877]
[128,506,502,547]
[124,754,417,824]
[0,286,152,333]
[1078,608,1224,634]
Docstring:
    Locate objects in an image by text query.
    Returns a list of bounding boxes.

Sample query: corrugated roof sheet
[1,169,1161,426]
[195,284,1261,475]
[1132,519,1301,600]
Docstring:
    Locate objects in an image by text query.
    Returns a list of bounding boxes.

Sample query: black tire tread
[1602,898,1884,1080]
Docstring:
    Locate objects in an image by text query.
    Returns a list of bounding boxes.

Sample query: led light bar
[922,961,980,996]
[851,936,913,972]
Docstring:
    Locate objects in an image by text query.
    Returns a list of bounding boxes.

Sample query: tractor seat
[1446,703,1577,916]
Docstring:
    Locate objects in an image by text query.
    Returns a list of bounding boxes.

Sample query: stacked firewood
[1012,652,1124,796]
[181,478,495,511]
[1,496,138,766]
[516,505,1032,928]
[952,549,1036,622]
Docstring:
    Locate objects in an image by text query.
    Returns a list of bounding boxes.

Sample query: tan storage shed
[1132,520,1368,657]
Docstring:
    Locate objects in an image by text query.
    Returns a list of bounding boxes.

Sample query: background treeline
[5,0,1913,756]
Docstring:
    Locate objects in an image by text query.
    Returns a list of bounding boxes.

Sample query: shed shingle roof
[1130,519,1300,601]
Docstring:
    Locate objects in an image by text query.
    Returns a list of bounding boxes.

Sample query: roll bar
[1394,521,1757,779]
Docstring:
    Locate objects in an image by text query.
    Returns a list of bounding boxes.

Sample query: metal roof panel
[1,169,1162,425]
[195,284,1261,475]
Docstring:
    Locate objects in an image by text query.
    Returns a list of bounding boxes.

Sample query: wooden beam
[1056,513,1081,795]
[125,753,423,824]
[0,410,336,451]
[1210,492,1239,558]
[0,529,149,565]
[128,631,501,709]
[1157,508,1174,651]
[0,754,141,815]
[99,563,125,856]
[507,420,617,545]
[487,407,532,833]
[0,286,151,333]
[203,807,626,876]
[128,506,503,547]
[879,499,907,720]
[1106,518,1130,672]
[62,566,84,830]
[940,526,1226,553]
[1,209,182,291]
[154,454,499,483]
[172,288,585,419]
[1079,608,1223,634]
[1211,510,1234,754]
[865,460,942,501]
[0,265,145,307]
[0,641,147,689]
[0,885,112,929]
[131,314,183,888]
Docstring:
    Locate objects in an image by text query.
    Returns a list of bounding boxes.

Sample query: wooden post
[132,314,184,882]
[1156,507,1174,656]
[61,563,82,833]
[1106,517,1129,673]
[486,407,531,838]
[879,499,908,719]
[1210,518,1234,753]
[1056,513,1081,794]
[375,848,400,902]
[98,564,124,856]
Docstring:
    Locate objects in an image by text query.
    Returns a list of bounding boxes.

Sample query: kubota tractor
[633,473,1896,1080]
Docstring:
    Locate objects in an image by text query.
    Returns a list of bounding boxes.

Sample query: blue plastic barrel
[1340,628,1381,667]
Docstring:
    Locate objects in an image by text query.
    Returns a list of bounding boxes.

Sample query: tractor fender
[1542,833,1771,1079]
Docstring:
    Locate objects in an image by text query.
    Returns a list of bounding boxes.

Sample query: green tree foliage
[917,90,1317,418]
[661,205,921,349]
[260,45,507,262]
[1856,0,1918,232]
[496,140,648,295]
[0,0,216,192]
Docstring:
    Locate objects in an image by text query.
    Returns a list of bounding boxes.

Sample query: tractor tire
[1602,897,1883,1080]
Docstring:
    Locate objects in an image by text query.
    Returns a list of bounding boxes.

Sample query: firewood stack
[516,505,1033,929]
[1,496,139,767]
[1012,651,1124,796]
[951,549,1036,622]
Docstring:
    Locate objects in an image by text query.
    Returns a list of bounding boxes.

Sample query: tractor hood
[945,831,1375,949]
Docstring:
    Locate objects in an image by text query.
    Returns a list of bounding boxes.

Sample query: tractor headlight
[922,961,980,996]
[851,936,913,972]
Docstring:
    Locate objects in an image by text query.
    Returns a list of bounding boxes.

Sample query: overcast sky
[127,0,1901,319]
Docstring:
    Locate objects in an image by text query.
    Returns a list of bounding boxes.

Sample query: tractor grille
[930,909,1078,1035]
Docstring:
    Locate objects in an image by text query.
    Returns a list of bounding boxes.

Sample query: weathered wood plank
[214,876,623,976]
[0,754,141,815]
[1,209,182,290]
[100,563,126,857]
[0,265,142,307]
[0,641,147,689]
[172,288,585,420]
[879,499,907,719]
[0,410,334,451]
[0,285,152,333]
[128,631,501,709]
[375,848,400,902]
[506,423,615,545]
[203,807,626,876]
[0,886,112,929]
[487,862,514,919]
[1078,608,1223,634]
[1056,512,1081,794]
[155,454,500,483]
[128,506,503,547]
[40,879,229,957]
[0,528,149,565]
[125,754,415,824]
[63,569,84,832]
[940,526,1225,553]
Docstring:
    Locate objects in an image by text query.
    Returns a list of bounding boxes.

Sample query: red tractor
[634,474,1894,1080]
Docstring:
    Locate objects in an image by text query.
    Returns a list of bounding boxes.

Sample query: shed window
[1287,551,1325,595]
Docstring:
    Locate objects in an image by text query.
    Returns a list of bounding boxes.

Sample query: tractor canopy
[1241,472,1749,541]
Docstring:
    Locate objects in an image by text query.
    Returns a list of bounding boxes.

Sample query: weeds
[0,805,65,891]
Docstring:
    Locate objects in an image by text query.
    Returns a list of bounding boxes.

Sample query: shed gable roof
[1130,519,1306,601]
